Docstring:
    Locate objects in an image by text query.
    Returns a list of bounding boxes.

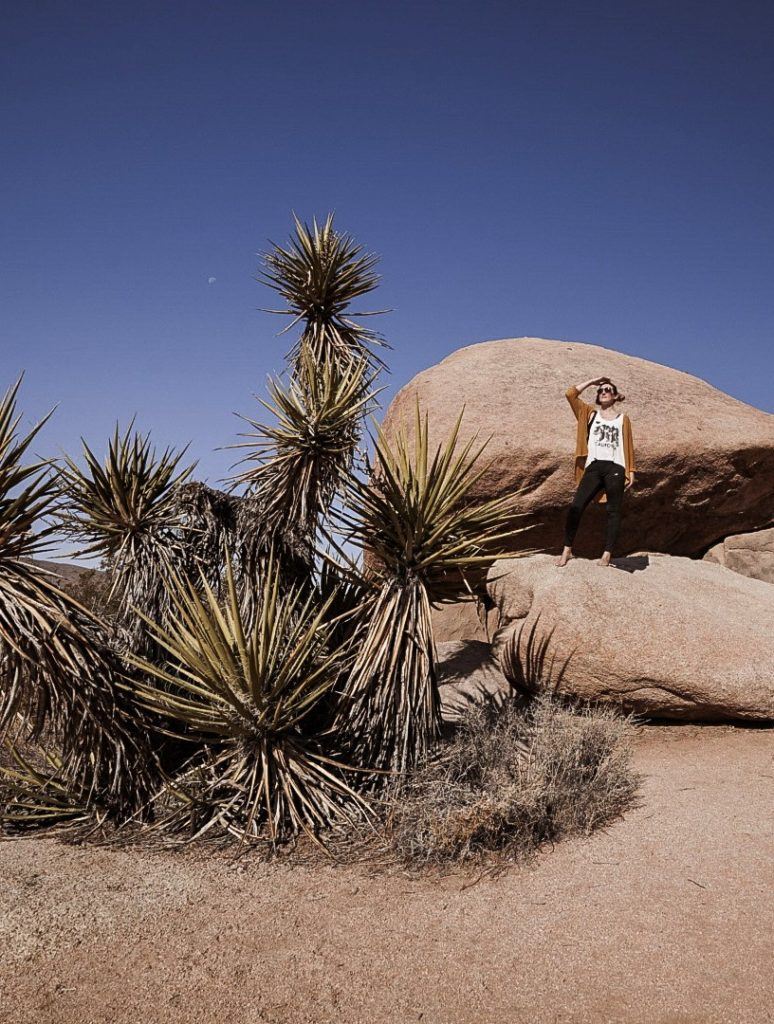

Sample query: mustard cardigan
[565,386,636,504]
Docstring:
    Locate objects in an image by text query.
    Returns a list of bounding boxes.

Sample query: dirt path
[1,725,772,1024]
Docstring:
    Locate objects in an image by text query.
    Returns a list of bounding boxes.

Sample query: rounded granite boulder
[383,337,774,558]
[486,553,774,722]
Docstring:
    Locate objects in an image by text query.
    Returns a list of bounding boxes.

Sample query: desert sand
[1,725,772,1024]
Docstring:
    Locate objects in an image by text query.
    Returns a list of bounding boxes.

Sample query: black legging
[563,459,626,554]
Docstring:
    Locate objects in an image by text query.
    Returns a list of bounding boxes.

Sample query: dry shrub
[384,694,640,866]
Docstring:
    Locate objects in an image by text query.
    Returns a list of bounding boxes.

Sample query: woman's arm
[565,376,610,420]
[574,377,610,393]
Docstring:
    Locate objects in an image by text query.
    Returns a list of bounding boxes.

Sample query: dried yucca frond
[0,381,155,819]
[0,739,93,832]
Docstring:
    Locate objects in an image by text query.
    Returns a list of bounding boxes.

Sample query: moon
[208,276,216,285]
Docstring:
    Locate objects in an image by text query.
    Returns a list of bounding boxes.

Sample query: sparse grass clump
[383,694,640,866]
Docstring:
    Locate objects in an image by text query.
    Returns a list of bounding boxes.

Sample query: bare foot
[556,549,574,567]
[598,553,612,566]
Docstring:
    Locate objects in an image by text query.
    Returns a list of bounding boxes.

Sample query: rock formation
[703,527,774,584]
[485,554,774,721]
[384,337,774,559]
[437,640,511,721]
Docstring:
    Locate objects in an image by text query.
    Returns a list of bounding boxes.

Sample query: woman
[556,376,636,567]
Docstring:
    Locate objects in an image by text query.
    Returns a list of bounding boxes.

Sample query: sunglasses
[598,386,615,394]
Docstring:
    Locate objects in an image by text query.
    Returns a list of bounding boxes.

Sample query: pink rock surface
[703,526,774,583]
[487,553,774,721]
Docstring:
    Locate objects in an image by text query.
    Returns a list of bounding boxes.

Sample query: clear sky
[3,0,773,495]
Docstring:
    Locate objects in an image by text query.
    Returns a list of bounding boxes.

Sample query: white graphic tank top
[585,413,625,469]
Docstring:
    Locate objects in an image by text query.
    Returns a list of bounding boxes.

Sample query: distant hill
[27,559,109,614]
[32,559,98,587]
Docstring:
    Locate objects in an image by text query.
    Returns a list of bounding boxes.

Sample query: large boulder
[431,601,492,645]
[384,337,774,559]
[486,553,774,721]
[703,527,774,584]
[437,640,511,721]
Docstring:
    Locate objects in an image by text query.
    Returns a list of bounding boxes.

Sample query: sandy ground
[1,725,772,1024]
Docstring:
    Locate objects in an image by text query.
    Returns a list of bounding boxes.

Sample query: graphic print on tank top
[585,414,625,468]
[593,421,620,449]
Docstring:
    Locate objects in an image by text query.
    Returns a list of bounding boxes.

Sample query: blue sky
[3,0,773,496]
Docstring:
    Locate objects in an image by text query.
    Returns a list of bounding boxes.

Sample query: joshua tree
[0,380,155,821]
[3,214,531,846]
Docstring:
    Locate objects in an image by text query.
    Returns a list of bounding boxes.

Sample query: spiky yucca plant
[261,213,386,375]
[58,425,195,651]
[226,214,388,599]
[231,354,377,542]
[336,405,531,777]
[129,556,370,846]
[0,381,155,818]
[2,215,549,852]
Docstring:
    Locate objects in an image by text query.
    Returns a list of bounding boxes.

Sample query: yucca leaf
[58,424,196,653]
[230,353,378,546]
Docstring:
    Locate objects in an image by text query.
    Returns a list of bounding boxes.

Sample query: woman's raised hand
[574,376,611,392]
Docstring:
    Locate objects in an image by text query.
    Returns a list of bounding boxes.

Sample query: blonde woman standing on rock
[556,376,636,567]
